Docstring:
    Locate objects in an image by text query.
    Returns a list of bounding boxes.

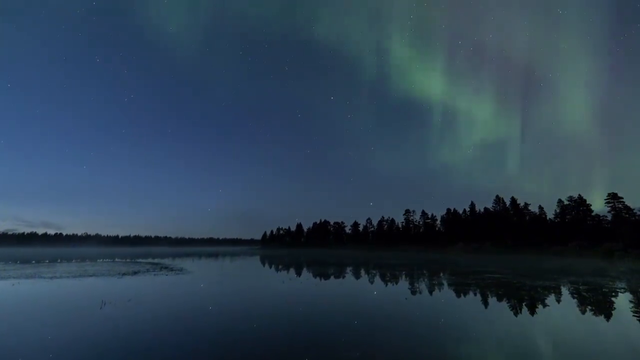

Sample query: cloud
[11,217,65,232]
[0,228,19,234]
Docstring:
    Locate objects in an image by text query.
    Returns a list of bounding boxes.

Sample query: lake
[1,247,639,360]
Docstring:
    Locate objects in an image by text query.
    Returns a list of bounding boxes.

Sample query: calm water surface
[1,247,639,360]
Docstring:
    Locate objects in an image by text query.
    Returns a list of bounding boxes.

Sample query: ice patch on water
[0,260,184,280]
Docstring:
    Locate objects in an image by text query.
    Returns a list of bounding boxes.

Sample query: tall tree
[349,220,361,244]
[605,192,636,224]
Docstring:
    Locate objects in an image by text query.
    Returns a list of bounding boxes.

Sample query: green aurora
[132,0,639,210]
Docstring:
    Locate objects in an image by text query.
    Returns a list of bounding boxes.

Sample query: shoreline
[258,243,640,261]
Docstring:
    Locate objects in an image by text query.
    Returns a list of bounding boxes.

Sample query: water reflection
[0,246,259,264]
[259,250,640,324]
[1,248,640,359]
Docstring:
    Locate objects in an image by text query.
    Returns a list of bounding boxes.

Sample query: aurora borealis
[1,0,639,237]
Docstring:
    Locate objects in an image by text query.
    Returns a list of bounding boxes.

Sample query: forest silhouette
[2,192,638,251]
[259,251,640,324]
[0,232,257,247]
[261,192,640,255]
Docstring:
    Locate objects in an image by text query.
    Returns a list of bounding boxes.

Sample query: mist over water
[1,247,639,359]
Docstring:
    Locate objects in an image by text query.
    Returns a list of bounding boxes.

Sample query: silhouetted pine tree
[259,192,640,252]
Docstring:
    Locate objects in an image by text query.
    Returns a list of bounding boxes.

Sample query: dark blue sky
[1,0,639,238]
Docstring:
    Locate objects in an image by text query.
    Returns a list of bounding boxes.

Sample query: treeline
[261,192,640,252]
[259,253,640,323]
[0,231,259,247]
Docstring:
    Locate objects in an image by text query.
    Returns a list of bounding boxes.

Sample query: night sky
[1,1,639,238]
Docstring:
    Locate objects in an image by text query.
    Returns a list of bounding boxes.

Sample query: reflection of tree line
[259,253,640,324]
